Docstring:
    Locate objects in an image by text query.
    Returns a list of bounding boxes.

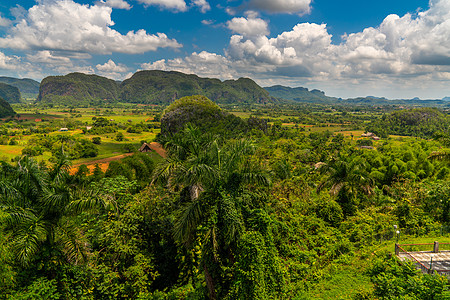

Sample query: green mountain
[266,85,450,107]
[0,97,16,118]
[0,83,21,103]
[0,77,40,94]
[120,70,275,104]
[265,85,336,104]
[37,73,120,106]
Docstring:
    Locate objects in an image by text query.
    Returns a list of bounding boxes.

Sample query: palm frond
[173,198,206,247]
[56,221,89,265]
[11,219,47,266]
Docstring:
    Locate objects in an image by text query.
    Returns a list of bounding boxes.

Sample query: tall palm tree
[317,158,373,217]
[153,125,270,299]
[0,156,91,268]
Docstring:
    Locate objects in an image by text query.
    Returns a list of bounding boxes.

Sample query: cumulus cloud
[192,0,210,13]
[225,0,450,82]
[0,0,181,54]
[246,0,311,15]
[96,59,129,79]
[151,1,450,98]
[27,51,73,66]
[227,13,269,37]
[0,52,23,70]
[136,0,187,11]
[96,0,132,10]
[96,59,128,73]
[141,51,237,79]
[0,14,11,27]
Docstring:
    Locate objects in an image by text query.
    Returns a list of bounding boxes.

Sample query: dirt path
[70,142,166,175]
[148,142,167,158]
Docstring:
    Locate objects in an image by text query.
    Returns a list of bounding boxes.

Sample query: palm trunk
[204,265,217,300]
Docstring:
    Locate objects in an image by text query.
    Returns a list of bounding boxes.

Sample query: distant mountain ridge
[0,83,21,103]
[38,71,275,105]
[265,85,450,107]
[264,85,336,104]
[0,77,40,94]
[34,72,450,107]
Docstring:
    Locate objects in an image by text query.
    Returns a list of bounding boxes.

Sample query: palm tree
[0,156,93,269]
[153,125,270,299]
[317,158,373,217]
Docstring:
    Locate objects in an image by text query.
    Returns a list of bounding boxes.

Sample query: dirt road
[70,142,166,175]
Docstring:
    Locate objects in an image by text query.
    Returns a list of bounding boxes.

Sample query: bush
[92,136,101,144]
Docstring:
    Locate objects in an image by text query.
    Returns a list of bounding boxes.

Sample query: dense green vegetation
[265,85,334,103]
[0,83,21,104]
[37,73,121,106]
[0,96,449,299]
[121,70,275,105]
[266,85,450,107]
[367,107,450,143]
[0,77,40,94]
[37,71,275,106]
[0,97,16,118]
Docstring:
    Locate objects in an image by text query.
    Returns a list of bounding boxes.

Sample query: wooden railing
[395,242,450,275]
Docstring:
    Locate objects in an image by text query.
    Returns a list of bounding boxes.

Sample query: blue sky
[0,0,449,99]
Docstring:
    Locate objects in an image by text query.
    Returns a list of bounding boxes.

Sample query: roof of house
[139,142,152,152]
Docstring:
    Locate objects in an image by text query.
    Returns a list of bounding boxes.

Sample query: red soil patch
[148,142,167,158]
[69,142,166,175]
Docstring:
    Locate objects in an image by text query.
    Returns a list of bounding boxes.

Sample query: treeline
[367,107,450,143]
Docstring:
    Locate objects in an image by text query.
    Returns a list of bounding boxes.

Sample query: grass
[295,234,450,299]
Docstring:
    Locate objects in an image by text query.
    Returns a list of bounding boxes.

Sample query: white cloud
[155,1,450,98]
[0,0,181,54]
[27,51,73,66]
[192,0,210,13]
[96,0,132,10]
[227,14,269,37]
[141,51,236,79]
[96,59,129,80]
[136,0,187,11]
[247,0,311,15]
[201,19,214,25]
[0,14,11,27]
[0,52,23,70]
[225,0,450,82]
[96,59,128,73]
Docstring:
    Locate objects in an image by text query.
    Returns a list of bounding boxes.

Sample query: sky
[0,0,449,99]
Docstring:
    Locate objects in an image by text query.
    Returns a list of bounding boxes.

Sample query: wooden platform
[398,251,450,271]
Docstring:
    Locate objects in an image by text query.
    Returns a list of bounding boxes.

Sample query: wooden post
[395,243,400,255]
[434,241,439,253]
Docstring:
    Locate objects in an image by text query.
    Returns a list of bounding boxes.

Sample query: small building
[139,143,152,153]
[361,132,375,137]
[372,136,381,141]
[59,128,68,131]
[35,119,42,122]
[86,126,92,130]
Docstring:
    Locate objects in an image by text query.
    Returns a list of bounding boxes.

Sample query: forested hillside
[120,70,274,104]
[0,97,16,117]
[0,83,21,103]
[265,85,335,103]
[37,73,121,106]
[367,108,450,143]
[0,77,40,94]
